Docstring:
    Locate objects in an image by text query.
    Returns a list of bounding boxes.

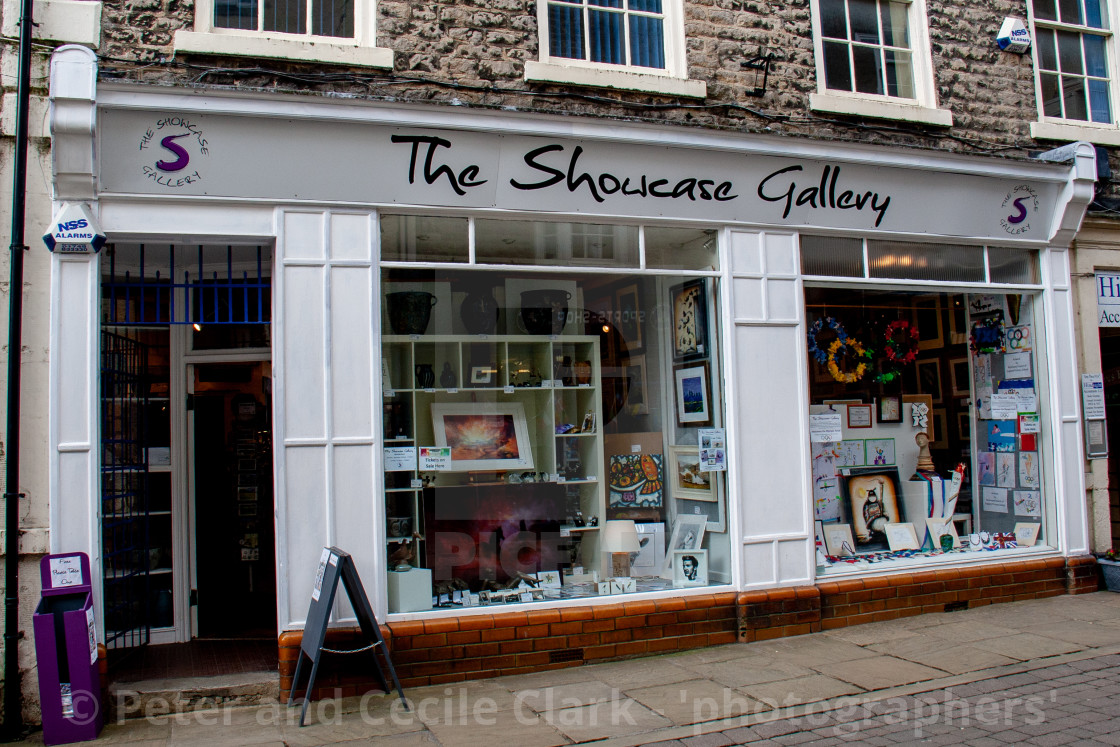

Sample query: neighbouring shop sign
[98,109,1065,243]
[1097,273,1120,326]
[42,202,106,253]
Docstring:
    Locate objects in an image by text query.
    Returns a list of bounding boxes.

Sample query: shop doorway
[190,361,276,638]
[1101,328,1120,550]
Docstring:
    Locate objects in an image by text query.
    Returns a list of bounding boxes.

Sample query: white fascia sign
[42,202,106,253]
[997,17,1031,54]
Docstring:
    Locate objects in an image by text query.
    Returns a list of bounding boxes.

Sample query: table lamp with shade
[601,519,641,577]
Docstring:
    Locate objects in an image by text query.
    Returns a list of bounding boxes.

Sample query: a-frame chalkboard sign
[287,547,408,726]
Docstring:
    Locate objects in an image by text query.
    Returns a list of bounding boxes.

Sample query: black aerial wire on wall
[2,0,34,732]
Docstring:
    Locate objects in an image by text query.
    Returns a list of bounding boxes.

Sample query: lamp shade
[600,520,641,553]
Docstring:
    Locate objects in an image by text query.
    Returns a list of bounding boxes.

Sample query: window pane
[380,216,469,263]
[311,0,352,37]
[263,0,304,33]
[800,235,864,277]
[1037,29,1058,70]
[549,4,585,59]
[215,0,257,29]
[852,45,884,94]
[1085,0,1107,27]
[823,40,853,91]
[629,14,665,68]
[867,241,985,282]
[849,0,880,44]
[1041,72,1064,116]
[629,0,661,11]
[881,1,910,48]
[1089,78,1112,122]
[589,9,625,64]
[1057,30,1085,74]
[988,248,1040,284]
[884,50,914,97]
[590,0,623,6]
[820,0,848,39]
[1034,0,1058,21]
[1063,75,1089,119]
[1084,33,1108,77]
[645,227,718,271]
[475,220,639,268]
[1058,0,1083,24]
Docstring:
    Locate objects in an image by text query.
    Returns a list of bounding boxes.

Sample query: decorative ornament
[883,320,920,364]
[826,338,870,383]
[807,316,848,365]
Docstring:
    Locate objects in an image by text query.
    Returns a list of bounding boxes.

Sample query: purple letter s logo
[1006,196,1029,224]
[156,134,190,172]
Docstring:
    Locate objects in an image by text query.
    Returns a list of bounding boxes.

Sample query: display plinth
[387,567,433,613]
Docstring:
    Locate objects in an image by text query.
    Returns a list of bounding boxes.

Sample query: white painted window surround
[1,0,100,47]
[173,0,392,68]
[526,0,706,99]
[808,0,952,126]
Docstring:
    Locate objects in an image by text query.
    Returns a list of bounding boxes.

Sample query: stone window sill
[810,92,953,127]
[1032,120,1120,147]
[524,60,707,99]
[173,30,394,68]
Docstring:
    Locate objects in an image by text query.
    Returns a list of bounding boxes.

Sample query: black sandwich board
[287,546,408,726]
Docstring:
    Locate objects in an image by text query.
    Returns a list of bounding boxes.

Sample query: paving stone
[690,656,817,689]
[738,675,863,709]
[968,634,1083,661]
[625,679,770,725]
[511,680,617,712]
[812,655,947,690]
[681,733,735,747]
[543,697,671,742]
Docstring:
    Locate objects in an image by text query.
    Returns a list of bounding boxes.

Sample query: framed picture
[916,359,943,404]
[631,522,665,575]
[668,446,716,501]
[1013,522,1041,547]
[884,522,921,551]
[676,496,726,533]
[913,295,944,350]
[470,366,494,386]
[847,404,873,429]
[949,357,970,397]
[674,362,712,428]
[902,394,935,440]
[625,354,650,415]
[615,284,643,351]
[877,395,902,424]
[864,438,895,466]
[671,549,708,588]
[666,514,707,559]
[430,402,535,471]
[238,502,258,517]
[957,412,971,441]
[823,523,856,556]
[841,467,903,546]
[669,279,709,361]
[948,296,969,345]
[931,410,949,449]
[926,517,961,550]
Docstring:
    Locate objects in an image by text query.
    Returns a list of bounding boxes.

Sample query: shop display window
[805,283,1051,573]
[379,216,729,611]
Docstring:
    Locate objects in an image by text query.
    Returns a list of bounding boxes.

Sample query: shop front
[46,46,1099,690]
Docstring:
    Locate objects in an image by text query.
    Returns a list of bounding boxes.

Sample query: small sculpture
[388,532,421,571]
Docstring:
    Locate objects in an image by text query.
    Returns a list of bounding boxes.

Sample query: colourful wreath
[827,338,871,383]
[807,316,847,365]
[883,320,919,365]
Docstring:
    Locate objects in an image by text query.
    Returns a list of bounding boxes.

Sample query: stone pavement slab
[811,654,947,690]
[624,679,769,725]
[738,674,862,708]
[685,657,817,689]
[866,635,1019,674]
[544,698,672,741]
[967,632,1084,661]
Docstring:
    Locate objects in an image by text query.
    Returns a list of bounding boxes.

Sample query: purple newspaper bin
[33,552,103,745]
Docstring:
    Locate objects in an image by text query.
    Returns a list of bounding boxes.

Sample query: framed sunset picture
[430,402,534,472]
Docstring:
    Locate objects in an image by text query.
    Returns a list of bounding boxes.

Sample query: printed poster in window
[812,442,842,521]
[697,428,726,472]
[669,279,708,361]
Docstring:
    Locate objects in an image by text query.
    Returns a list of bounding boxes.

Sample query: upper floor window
[808,0,952,126]
[546,0,666,69]
[820,0,914,98]
[525,0,706,97]
[1032,0,1112,123]
[214,0,353,36]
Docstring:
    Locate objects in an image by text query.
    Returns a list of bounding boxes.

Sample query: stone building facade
[3,0,1120,725]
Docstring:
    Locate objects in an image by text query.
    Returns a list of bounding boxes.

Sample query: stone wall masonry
[92,0,1120,191]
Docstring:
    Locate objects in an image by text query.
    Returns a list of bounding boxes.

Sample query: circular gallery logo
[138,116,209,188]
[999,184,1039,235]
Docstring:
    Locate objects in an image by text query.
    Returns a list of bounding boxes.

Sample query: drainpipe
[2,0,34,733]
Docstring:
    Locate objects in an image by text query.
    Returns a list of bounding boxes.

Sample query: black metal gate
[100,330,151,650]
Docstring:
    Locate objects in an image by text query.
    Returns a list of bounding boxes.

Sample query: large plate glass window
[379,217,730,612]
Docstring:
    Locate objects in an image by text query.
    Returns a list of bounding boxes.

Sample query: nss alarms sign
[43,203,106,253]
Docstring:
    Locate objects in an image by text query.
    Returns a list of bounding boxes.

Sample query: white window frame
[173,0,392,68]
[808,0,952,126]
[525,0,706,99]
[1028,0,1120,146]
